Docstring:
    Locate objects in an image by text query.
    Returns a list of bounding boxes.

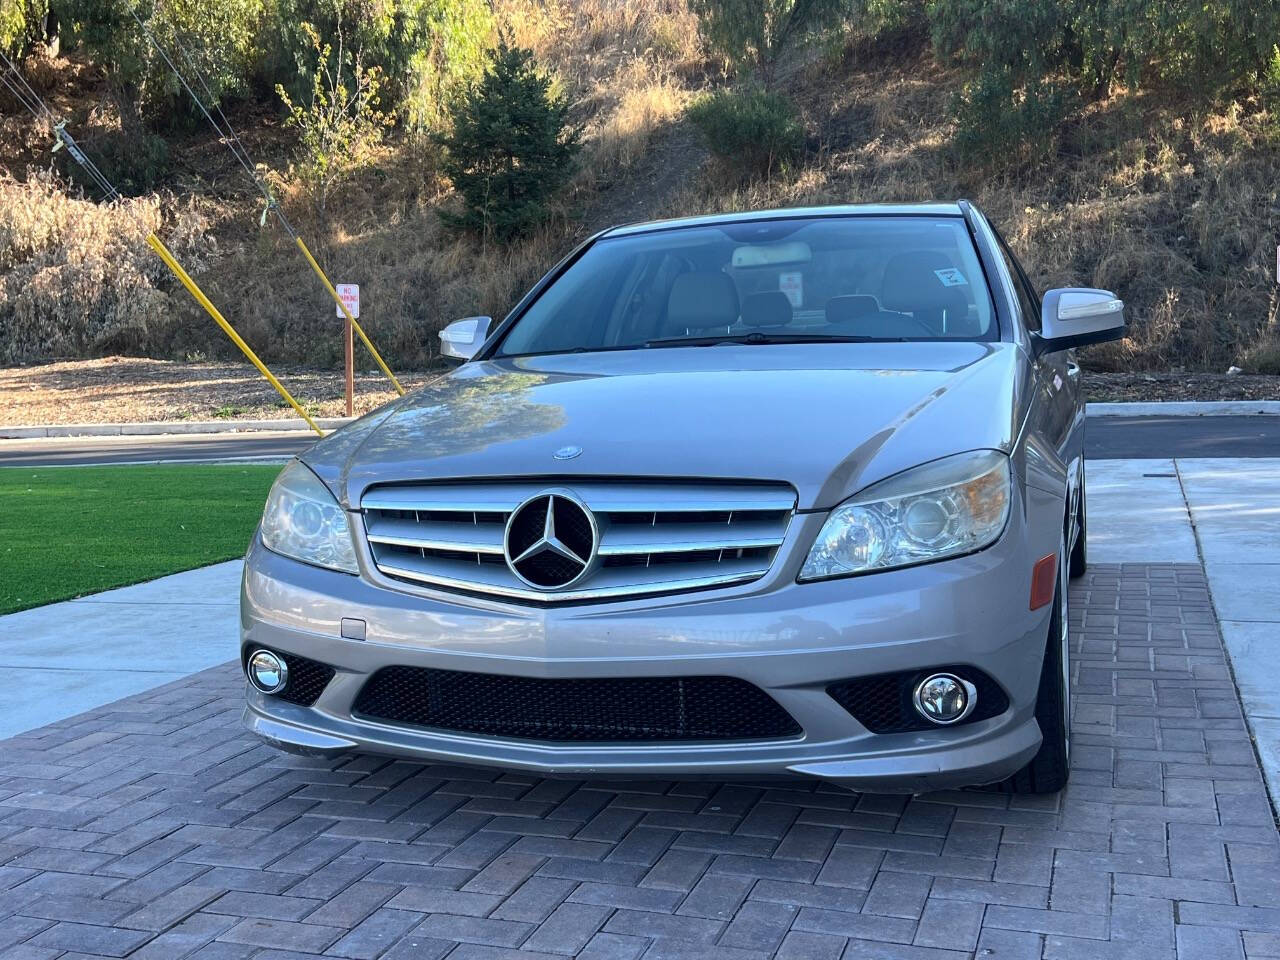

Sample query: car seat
[662,272,740,336]
[740,291,793,328]
[880,251,978,337]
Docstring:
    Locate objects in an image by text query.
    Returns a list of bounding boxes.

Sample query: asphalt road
[0,431,318,467]
[1085,414,1280,459]
[2,416,1280,467]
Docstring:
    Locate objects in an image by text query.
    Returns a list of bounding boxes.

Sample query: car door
[991,229,1083,497]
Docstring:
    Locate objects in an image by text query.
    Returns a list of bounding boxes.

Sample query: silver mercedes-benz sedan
[241,202,1125,794]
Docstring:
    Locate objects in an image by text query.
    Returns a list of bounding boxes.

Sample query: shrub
[853,0,927,40]
[54,0,267,126]
[57,128,170,196]
[277,20,392,220]
[950,67,1072,168]
[1261,45,1280,137]
[687,0,846,86]
[0,170,211,361]
[688,87,803,180]
[402,0,493,131]
[927,0,1280,168]
[265,0,492,130]
[438,44,580,244]
[1243,334,1280,375]
[929,0,1280,107]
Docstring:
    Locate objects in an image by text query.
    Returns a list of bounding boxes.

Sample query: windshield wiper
[645,332,899,348]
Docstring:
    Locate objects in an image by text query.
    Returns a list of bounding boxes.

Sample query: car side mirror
[438,316,492,364]
[1034,288,1125,357]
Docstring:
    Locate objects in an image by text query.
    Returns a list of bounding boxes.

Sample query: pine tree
[439,44,580,244]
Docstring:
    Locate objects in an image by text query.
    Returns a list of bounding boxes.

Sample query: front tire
[1008,540,1071,794]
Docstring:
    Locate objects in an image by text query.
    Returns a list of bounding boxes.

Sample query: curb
[1086,401,1280,418]
[3,401,1280,440]
[0,418,356,439]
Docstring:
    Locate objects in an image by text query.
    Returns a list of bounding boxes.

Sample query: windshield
[494,216,997,358]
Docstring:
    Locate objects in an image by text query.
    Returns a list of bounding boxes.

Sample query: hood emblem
[504,492,598,590]
[553,445,583,460]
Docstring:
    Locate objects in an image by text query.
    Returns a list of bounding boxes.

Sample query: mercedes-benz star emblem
[504,492,598,590]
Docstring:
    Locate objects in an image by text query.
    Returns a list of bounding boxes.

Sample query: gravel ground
[0,358,442,426]
[1,358,1278,426]
[1083,371,1280,403]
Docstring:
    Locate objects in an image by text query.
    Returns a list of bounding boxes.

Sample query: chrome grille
[361,481,796,603]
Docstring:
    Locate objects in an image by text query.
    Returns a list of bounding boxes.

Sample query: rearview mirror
[1034,288,1125,356]
[439,315,492,363]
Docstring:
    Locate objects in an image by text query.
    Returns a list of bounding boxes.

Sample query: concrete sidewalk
[1175,460,1280,808]
[1089,458,1280,805]
[0,562,241,738]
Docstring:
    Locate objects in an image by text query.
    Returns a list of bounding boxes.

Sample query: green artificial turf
[0,464,282,615]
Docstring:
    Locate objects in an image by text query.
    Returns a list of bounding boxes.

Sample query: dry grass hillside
[2,0,1280,378]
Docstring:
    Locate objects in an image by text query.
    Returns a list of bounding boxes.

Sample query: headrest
[740,291,793,328]
[880,251,969,314]
[825,295,879,325]
[665,272,740,334]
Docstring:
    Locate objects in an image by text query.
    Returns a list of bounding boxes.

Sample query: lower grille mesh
[828,666,1009,734]
[353,667,801,742]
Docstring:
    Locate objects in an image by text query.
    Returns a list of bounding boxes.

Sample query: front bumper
[241,508,1051,793]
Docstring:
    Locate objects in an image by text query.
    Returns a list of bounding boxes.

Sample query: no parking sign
[336,283,360,318]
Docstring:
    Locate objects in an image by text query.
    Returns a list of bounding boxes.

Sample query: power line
[0,50,52,121]
[1,68,45,119]
[131,3,405,395]
[165,20,279,226]
[0,49,325,435]
[128,9,296,235]
[0,50,125,205]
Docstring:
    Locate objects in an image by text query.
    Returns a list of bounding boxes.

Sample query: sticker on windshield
[933,268,968,287]
[779,271,803,307]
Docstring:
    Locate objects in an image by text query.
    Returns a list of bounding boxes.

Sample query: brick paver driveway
[1,564,1277,960]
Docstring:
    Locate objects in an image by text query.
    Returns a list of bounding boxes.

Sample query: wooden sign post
[336,284,360,417]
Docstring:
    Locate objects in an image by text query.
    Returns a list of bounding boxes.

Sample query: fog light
[247,650,288,694]
[912,673,977,725]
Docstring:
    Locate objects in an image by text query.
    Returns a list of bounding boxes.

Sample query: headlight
[260,460,359,574]
[800,450,1010,581]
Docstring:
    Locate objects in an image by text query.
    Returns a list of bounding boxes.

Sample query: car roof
[602,202,967,238]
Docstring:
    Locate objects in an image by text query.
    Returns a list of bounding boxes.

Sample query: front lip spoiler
[787,717,1041,793]
[243,708,356,758]
[243,701,1042,793]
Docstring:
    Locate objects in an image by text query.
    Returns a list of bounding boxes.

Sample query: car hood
[307,341,1025,511]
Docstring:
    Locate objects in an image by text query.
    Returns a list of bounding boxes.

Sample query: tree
[438,44,580,245]
[688,87,804,181]
[265,0,492,131]
[926,0,1280,166]
[277,18,391,221]
[53,0,266,126]
[687,0,847,87]
[928,0,1280,104]
[1,0,49,54]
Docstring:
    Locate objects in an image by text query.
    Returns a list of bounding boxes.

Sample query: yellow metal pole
[146,233,324,436]
[294,236,405,396]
